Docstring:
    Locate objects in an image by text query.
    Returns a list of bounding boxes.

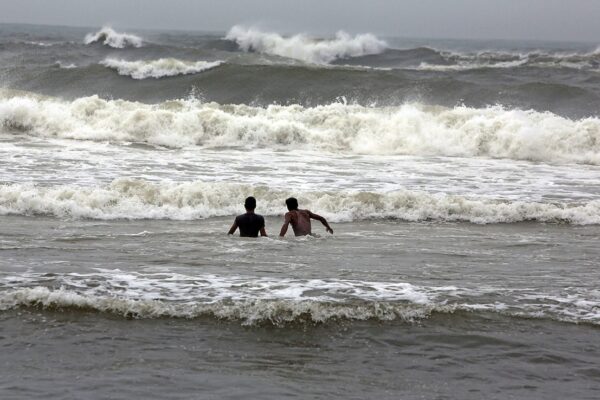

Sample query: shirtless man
[279,197,333,237]
[228,196,267,237]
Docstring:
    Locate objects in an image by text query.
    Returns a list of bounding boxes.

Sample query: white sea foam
[415,59,529,72]
[100,58,222,79]
[1,94,600,165]
[24,41,56,47]
[55,61,77,69]
[1,179,599,224]
[84,26,143,48]
[225,26,387,64]
[1,272,598,325]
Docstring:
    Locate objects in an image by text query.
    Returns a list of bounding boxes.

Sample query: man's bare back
[279,198,333,237]
[284,209,314,236]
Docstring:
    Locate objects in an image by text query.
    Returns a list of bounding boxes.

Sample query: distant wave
[1,272,598,325]
[338,46,600,71]
[225,26,387,64]
[1,179,599,224]
[1,94,600,165]
[23,41,57,47]
[412,47,600,72]
[100,58,223,79]
[415,59,528,72]
[84,26,143,48]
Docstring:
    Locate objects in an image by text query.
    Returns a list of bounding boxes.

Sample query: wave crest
[100,58,223,79]
[225,26,387,64]
[84,26,143,48]
[1,179,599,224]
[0,288,447,324]
[1,273,598,326]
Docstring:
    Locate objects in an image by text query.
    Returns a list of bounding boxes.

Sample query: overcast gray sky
[1,0,599,42]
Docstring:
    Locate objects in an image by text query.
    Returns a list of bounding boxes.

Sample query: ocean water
[1,23,600,399]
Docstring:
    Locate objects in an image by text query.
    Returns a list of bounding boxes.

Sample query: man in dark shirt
[228,196,267,237]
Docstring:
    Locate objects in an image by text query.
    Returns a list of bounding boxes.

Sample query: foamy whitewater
[101,58,223,79]
[1,24,600,400]
[2,179,600,224]
[2,271,598,325]
[2,95,599,164]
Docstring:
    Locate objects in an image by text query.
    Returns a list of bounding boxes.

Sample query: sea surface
[1,23,600,399]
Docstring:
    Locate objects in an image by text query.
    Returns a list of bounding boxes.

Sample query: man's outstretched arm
[228,221,238,235]
[279,213,291,237]
[308,211,333,234]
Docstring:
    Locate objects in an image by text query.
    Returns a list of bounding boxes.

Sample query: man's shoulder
[238,213,264,220]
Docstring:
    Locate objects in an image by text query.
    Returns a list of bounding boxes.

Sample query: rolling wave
[100,58,223,79]
[84,26,143,49]
[225,26,387,64]
[1,94,599,164]
[1,179,599,224]
[1,272,598,326]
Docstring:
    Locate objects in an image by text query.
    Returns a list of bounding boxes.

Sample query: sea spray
[225,26,388,64]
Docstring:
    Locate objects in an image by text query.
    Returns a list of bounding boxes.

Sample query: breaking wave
[1,179,599,224]
[1,272,598,326]
[225,26,387,64]
[1,94,600,164]
[84,26,143,48]
[100,58,223,79]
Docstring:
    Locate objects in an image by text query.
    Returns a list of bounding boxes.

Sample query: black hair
[285,197,298,211]
[244,196,256,210]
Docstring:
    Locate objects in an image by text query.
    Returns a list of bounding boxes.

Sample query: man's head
[244,196,257,211]
[285,197,298,211]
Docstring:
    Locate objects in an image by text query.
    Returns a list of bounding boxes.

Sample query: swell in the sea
[1,272,598,326]
[1,179,599,224]
[343,47,600,71]
[430,47,600,72]
[2,94,599,164]
[223,26,600,72]
[5,25,600,74]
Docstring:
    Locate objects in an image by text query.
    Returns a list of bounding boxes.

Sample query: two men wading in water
[228,197,333,237]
